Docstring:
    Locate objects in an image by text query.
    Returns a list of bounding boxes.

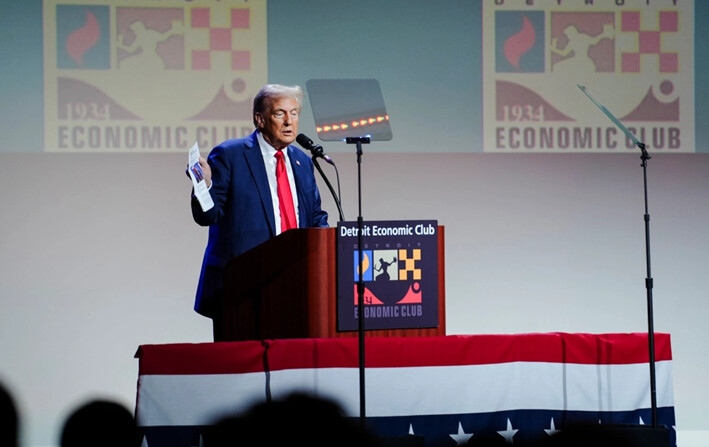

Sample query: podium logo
[353,249,422,306]
[336,220,438,331]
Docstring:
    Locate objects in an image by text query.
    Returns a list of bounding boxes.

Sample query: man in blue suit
[191,84,329,339]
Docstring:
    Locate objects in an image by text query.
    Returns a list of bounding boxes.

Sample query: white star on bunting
[498,418,519,444]
[545,417,561,436]
[449,422,474,445]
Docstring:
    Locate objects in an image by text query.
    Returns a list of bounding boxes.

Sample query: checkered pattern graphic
[398,249,422,281]
[621,11,678,73]
[190,7,250,70]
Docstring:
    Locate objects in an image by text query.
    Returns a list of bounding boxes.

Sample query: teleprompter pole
[346,135,371,427]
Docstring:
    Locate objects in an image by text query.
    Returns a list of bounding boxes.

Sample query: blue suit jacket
[191,131,329,318]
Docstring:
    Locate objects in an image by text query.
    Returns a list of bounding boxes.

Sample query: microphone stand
[346,135,370,427]
[577,85,659,428]
[311,156,345,221]
[639,142,659,429]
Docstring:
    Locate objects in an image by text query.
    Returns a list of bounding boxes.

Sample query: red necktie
[275,150,297,232]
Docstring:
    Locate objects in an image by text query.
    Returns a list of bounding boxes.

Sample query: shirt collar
[256,130,286,158]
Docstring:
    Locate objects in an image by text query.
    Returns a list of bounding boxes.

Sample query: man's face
[255,96,300,150]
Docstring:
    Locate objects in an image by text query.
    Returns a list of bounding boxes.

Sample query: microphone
[296,133,334,165]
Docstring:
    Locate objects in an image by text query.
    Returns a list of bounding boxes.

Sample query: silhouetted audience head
[60,399,140,447]
[0,381,19,447]
[205,392,379,447]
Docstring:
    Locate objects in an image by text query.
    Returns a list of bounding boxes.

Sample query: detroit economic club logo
[353,248,424,319]
[337,221,439,331]
[482,0,694,153]
[44,0,267,152]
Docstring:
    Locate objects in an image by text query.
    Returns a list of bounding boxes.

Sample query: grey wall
[2,151,708,446]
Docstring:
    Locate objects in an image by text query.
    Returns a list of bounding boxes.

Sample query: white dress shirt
[256,131,300,235]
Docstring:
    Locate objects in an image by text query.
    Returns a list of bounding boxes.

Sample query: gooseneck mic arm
[296,133,345,222]
[297,133,335,165]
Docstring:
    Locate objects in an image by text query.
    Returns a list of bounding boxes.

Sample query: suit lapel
[244,132,276,235]
[287,146,308,228]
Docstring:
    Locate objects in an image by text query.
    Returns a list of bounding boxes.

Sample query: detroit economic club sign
[336,220,439,332]
[483,0,694,153]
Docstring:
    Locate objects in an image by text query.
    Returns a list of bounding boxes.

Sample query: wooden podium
[220,227,445,341]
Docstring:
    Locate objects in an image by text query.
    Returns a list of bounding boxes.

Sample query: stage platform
[135,333,675,446]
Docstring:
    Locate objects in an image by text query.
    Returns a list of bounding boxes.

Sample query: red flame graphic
[504,16,535,70]
[66,10,100,66]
